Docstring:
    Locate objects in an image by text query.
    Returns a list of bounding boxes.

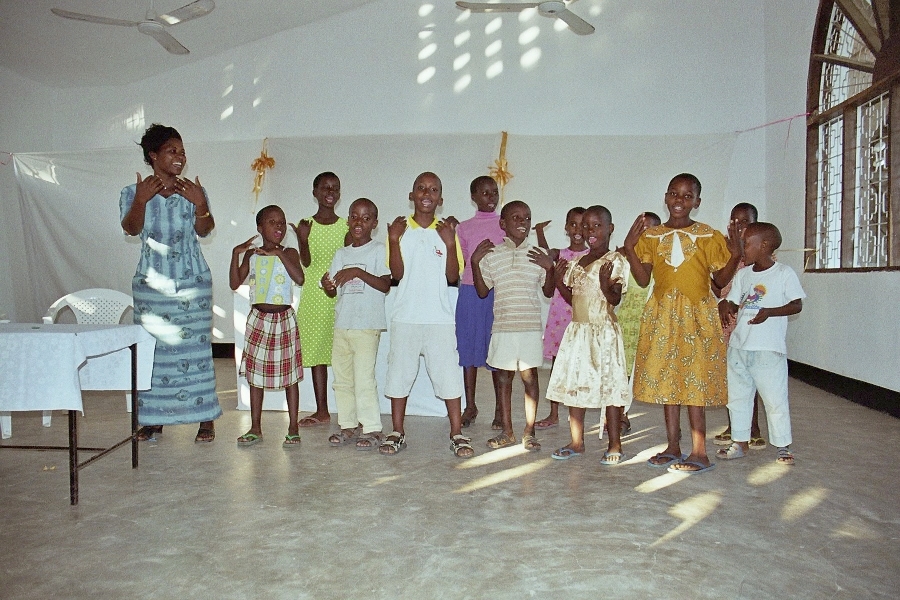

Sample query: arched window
[806,0,900,270]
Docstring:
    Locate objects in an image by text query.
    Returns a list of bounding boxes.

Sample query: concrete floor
[1,359,898,599]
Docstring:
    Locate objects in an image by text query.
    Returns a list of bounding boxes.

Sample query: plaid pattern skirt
[240,307,303,389]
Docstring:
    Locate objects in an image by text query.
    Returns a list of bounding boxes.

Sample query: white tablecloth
[0,323,155,413]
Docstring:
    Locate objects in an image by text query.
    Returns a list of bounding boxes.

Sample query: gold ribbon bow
[251,139,276,210]
[488,131,513,205]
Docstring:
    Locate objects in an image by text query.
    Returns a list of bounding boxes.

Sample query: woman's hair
[139,123,181,166]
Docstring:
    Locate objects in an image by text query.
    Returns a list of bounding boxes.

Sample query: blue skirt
[132,271,222,425]
[455,284,495,369]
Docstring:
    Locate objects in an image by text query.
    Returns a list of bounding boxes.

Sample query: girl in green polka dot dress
[292,171,348,426]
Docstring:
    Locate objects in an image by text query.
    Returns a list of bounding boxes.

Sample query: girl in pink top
[534,207,587,429]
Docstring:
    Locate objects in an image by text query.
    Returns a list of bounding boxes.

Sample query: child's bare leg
[238,386,264,442]
[300,364,331,424]
[492,370,514,439]
[389,396,407,434]
[520,367,539,436]
[536,357,560,427]
[562,406,586,453]
[605,405,622,454]
[648,404,683,465]
[285,383,300,436]
[444,397,464,437]
[750,392,762,438]
[461,366,478,424]
[684,405,711,466]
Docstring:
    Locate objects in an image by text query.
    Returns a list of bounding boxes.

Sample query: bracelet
[196,210,211,218]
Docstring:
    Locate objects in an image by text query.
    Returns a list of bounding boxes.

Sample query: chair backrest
[43,288,133,325]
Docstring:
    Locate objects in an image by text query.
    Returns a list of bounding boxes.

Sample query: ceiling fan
[50,0,215,55]
[456,0,595,35]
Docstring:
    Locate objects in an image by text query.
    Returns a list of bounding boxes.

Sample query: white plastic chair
[0,288,134,439]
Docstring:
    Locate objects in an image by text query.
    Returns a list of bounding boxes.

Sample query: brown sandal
[136,425,162,441]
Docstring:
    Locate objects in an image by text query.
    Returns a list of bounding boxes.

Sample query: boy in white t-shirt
[718,222,805,465]
[379,172,474,459]
[322,198,391,450]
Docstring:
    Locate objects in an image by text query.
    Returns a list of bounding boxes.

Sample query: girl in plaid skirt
[230,205,306,447]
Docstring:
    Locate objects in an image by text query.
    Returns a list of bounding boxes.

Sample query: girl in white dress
[547,205,631,464]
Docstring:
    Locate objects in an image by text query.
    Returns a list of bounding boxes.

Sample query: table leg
[131,343,139,469]
[68,409,78,506]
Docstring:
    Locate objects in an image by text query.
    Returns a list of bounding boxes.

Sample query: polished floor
[1,359,898,599]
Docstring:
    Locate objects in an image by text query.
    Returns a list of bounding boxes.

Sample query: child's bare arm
[622,214,652,287]
[290,219,313,267]
[470,239,494,299]
[533,221,561,261]
[718,299,738,329]
[712,220,744,289]
[553,260,573,305]
[436,219,460,285]
[528,247,556,298]
[598,261,623,306]
[229,236,256,290]
[332,268,392,294]
[387,216,407,281]
[748,299,802,325]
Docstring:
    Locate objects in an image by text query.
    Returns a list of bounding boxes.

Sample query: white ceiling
[0,0,379,87]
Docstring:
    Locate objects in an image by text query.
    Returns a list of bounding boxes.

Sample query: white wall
[3,0,893,390]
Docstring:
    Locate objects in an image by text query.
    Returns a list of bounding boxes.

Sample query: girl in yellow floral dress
[622,173,741,474]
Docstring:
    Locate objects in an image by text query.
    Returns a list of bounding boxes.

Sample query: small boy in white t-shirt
[718,222,805,465]
[322,198,391,450]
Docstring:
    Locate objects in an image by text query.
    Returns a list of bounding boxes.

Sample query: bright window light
[485,39,502,57]
[485,17,502,35]
[419,43,437,60]
[419,4,434,17]
[486,60,503,79]
[220,105,233,120]
[417,66,436,84]
[518,7,537,22]
[454,74,472,93]
[454,30,471,47]
[520,47,541,68]
[454,52,471,70]
[518,26,540,45]
[419,30,433,39]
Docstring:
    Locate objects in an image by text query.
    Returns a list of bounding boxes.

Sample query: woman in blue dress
[120,123,221,442]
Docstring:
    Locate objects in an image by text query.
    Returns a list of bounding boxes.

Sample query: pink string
[736,112,810,134]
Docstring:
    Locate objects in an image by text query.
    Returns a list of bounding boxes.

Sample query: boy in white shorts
[471,200,555,451]
[380,172,474,459]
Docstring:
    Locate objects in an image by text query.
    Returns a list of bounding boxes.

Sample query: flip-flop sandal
[534,419,559,430]
[647,453,686,468]
[668,460,716,474]
[600,451,626,465]
[299,415,330,427]
[237,432,262,447]
[551,447,584,460]
[283,434,301,448]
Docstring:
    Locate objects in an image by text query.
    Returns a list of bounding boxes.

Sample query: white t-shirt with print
[726,262,806,354]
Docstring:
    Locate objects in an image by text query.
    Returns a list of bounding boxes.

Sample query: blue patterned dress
[120,185,221,425]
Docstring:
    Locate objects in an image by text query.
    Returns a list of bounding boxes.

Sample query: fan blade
[50,8,140,27]
[554,8,594,35]
[137,22,189,54]
[157,0,215,26]
[456,2,541,13]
